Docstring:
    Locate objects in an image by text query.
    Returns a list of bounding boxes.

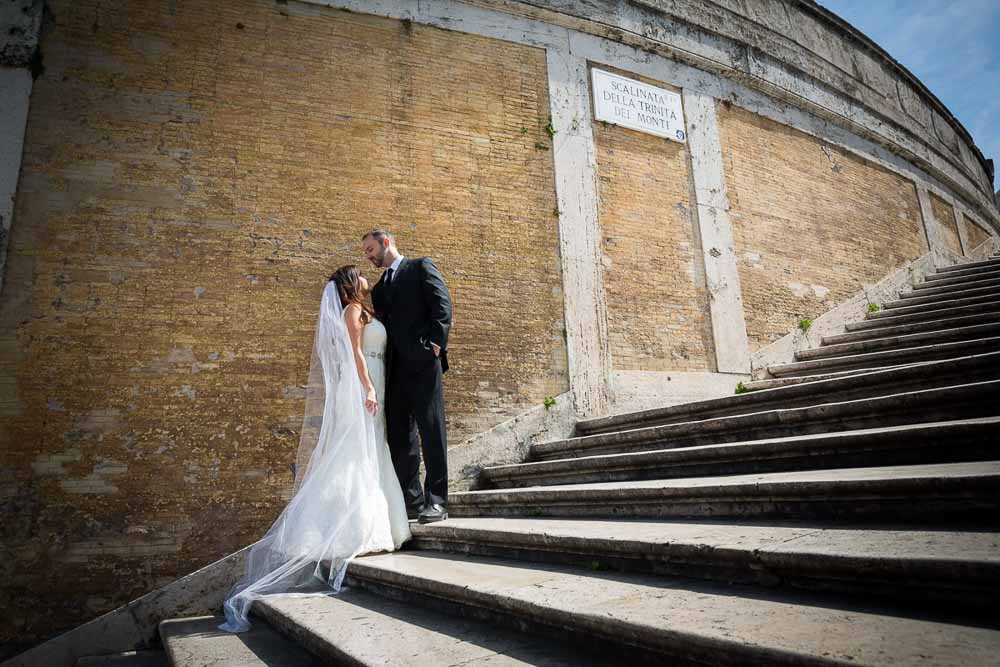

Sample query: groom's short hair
[361,228,394,245]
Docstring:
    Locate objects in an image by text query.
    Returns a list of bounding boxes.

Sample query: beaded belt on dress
[365,351,384,361]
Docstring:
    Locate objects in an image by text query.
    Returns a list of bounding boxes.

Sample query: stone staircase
[92,256,1000,665]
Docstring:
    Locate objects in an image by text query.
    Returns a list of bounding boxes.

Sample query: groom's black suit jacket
[372,257,452,374]
[372,256,452,509]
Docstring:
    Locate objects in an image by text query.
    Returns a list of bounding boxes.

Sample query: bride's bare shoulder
[343,302,372,326]
[343,302,363,321]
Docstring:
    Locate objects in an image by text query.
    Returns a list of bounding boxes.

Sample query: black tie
[385,268,394,289]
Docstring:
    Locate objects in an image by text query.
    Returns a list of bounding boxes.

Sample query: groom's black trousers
[386,358,448,509]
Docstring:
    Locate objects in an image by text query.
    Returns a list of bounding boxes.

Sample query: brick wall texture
[592,68,714,372]
[962,214,993,250]
[929,192,963,255]
[716,103,926,351]
[0,0,567,647]
[2,0,982,655]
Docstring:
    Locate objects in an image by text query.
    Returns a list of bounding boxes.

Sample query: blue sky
[819,0,999,185]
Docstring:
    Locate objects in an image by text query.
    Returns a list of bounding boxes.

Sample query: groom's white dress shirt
[387,255,404,279]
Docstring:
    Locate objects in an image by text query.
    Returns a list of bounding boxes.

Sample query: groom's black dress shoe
[417,503,448,524]
[406,505,424,521]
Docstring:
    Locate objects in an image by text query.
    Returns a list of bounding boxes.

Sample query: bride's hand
[364,385,378,415]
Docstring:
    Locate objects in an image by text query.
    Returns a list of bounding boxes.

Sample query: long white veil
[219,281,388,633]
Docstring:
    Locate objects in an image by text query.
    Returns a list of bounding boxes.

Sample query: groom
[363,229,453,524]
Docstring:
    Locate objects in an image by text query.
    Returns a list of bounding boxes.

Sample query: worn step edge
[917,266,1000,287]
[797,322,1000,361]
[904,275,1000,298]
[345,550,1000,665]
[853,299,1000,328]
[74,651,169,667]
[885,284,998,309]
[742,362,929,391]
[159,615,322,667]
[935,257,1000,273]
[823,311,1000,345]
[451,461,1000,521]
[767,336,1000,378]
[577,352,1000,436]
[541,380,1000,461]
[408,517,1000,611]
[865,294,1000,320]
[483,418,1000,489]
[923,263,1000,283]
[254,586,617,667]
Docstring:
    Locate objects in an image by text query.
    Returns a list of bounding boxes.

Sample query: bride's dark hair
[329,265,373,323]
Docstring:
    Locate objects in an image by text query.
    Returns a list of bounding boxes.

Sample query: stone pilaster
[682,91,752,374]
[0,0,44,293]
[546,49,612,416]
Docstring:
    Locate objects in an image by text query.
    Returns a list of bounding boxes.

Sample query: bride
[219,265,411,633]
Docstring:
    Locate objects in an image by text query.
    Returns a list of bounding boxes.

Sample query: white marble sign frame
[591,69,686,142]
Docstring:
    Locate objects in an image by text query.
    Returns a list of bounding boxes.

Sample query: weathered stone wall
[593,68,713,372]
[4,0,999,659]
[0,0,43,68]
[963,214,993,250]
[717,103,926,351]
[929,192,962,256]
[0,0,566,646]
[512,0,997,227]
[0,1,45,299]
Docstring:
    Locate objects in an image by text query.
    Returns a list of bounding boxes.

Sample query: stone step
[916,265,1000,288]
[878,292,1000,317]
[545,380,1000,461]
[899,276,1000,302]
[911,268,1000,289]
[450,461,1000,522]
[796,322,1000,361]
[743,361,934,391]
[577,352,1000,436]
[852,298,1000,328]
[408,517,1000,612]
[344,551,1000,665]
[823,310,1000,345]
[159,615,323,667]
[74,652,169,667]
[924,261,1000,283]
[766,336,1000,378]
[885,283,998,310]
[480,418,1000,489]
[254,582,620,666]
[934,256,1000,274]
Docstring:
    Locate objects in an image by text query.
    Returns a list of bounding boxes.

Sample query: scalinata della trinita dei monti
[1,1,999,665]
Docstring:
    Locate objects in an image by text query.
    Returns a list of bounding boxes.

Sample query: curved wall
[1,0,569,650]
[716,103,927,351]
[1,0,998,656]
[593,66,715,372]
[510,0,997,225]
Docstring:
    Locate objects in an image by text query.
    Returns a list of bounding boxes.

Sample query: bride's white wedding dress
[361,316,412,549]
[219,284,410,633]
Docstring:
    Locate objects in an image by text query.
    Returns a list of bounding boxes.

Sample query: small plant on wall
[798,318,812,333]
[868,303,881,313]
